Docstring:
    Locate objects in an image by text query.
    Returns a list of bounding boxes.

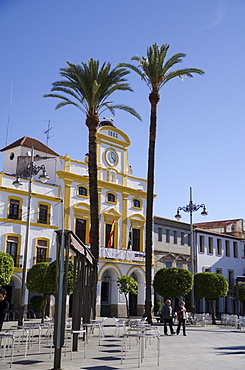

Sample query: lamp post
[175,187,208,315]
[12,145,49,326]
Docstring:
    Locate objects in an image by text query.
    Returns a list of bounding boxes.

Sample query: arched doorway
[101,270,111,317]
[129,272,138,316]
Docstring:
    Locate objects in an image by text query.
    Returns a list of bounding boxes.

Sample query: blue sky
[1,0,245,223]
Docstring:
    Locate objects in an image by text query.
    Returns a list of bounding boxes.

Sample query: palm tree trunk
[145,91,160,324]
[86,113,100,320]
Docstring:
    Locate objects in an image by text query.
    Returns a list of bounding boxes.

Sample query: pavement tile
[1,318,245,370]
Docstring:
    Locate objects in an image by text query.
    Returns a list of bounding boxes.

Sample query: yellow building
[0,121,149,317]
[58,121,148,316]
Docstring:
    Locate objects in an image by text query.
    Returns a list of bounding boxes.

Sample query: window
[133,199,141,208]
[166,262,172,268]
[157,228,162,242]
[8,199,21,220]
[176,263,183,268]
[228,270,234,287]
[181,232,184,245]
[216,268,222,275]
[187,233,191,246]
[205,267,211,272]
[199,235,204,253]
[107,193,115,203]
[132,228,140,251]
[38,204,50,224]
[217,239,222,256]
[225,240,230,257]
[233,241,238,258]
[208,237,213,254]
[6,236,21,267]
[78,186,87,196]
[36,240,49,263]
[75,218,86,243]
[166,229,170,243]
[105,223,115,248]
[173,231,177,244]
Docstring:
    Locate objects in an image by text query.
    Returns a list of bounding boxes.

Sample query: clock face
[107,149,118,165]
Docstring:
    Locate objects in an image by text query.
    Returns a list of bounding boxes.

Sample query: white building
[154,216,191,272]
[0,121,152,317]
[195,221,245,314]
[153,217,245,314]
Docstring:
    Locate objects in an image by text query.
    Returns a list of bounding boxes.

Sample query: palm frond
[163,68,204,85]
[44,58,140,121]
[110,104,142,121]
[120,43,204,92]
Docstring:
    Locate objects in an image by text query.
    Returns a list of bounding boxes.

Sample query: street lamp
[12,145,49,326]
[175,187,208,315]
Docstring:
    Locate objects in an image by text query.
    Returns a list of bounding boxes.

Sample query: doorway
[101,270,111,317]
[129,272,138,316]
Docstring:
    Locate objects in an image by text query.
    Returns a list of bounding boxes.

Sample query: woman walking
[176,301,187,336]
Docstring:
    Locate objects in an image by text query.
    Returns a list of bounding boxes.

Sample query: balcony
[8,209,22,221]
[99,246,145,262]
[33,257,52,264]
[37,213,51,225]
[11,255,23,268]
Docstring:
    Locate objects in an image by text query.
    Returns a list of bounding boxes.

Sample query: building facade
[0,122,151,318]
[153,216,245,314]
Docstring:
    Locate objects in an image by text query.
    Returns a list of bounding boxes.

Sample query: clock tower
[97,120,132,181]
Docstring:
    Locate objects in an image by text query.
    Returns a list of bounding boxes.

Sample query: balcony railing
[99,246,145,262]
[33,257,52,264]
[11,255,23,268]
[37,213,51,225]
[8,209,22,221]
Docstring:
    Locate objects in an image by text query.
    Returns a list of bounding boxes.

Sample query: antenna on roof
[42,120,55,147]
[5,81,13,146]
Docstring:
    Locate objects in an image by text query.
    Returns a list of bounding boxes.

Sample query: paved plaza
[1,318,245,370]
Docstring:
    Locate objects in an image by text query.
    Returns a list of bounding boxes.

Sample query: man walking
[0,289,9,331]
[161,299,175,335]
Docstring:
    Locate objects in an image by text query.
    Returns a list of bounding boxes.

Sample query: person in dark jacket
[0,289,9,331]
[176,301,187,336]
[161,299,175,335]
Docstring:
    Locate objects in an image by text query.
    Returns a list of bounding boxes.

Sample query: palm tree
[44,59,141,319]
[119,43,204,323]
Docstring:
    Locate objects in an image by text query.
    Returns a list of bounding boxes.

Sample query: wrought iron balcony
[7,209,22,221]
[33,257,52,264]
[37,213,51,225]
[11,255,23,268]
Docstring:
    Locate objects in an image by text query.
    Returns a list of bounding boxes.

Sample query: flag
[88,228,91,245]
[107,220,115,248]
[127,224,133,249]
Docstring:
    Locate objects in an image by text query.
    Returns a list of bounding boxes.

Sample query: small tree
[117,276,138,318]
[30,295,44,313]
[26,263,53,322]
[232,282,245,303]
[153,268,193,304]
[27,260,74,322]
[194,272,228,324]
[232,282,245,315]
[0,252,14,286]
